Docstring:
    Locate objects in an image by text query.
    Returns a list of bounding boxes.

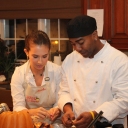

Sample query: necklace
[31,67,44,78]
[33,73,43,77]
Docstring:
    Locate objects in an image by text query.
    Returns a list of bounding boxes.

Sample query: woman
[11,30,61,123]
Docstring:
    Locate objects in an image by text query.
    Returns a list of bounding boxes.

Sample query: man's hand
[62,103,75,127]
[73,111,96,128]
[62,110,75,128]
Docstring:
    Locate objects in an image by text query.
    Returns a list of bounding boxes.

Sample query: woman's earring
[27,55,29,60]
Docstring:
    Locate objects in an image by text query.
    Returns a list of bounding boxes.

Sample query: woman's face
[25,42,50,71]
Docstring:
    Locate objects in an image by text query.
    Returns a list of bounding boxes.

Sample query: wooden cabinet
[0,0,82,19]
[0,88,13,111]
[0,0,128,50]
[0,81,12,111]
[82,0,128,50]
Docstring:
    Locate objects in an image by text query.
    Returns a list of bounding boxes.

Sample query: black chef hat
[67,15,97,38]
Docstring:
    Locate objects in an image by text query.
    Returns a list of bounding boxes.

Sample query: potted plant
[0,38,15,82]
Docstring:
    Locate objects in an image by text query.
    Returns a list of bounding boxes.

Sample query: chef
[58,15,128,128]
[11,30,61,123]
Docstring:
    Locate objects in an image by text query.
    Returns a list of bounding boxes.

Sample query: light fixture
[54,40,58,44]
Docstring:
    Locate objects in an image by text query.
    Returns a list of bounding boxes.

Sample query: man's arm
[58,65,74,113]
[96,59,128,122]
[63,103,73,113]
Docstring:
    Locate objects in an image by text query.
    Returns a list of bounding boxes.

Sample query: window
[0,19,73,65]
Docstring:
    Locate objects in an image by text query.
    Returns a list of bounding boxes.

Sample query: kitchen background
[0,19,73,65]
[0,18,128,67]
[0,0,128,66]
[0,0,128,111]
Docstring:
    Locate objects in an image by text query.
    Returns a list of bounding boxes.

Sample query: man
[58,15,128,128]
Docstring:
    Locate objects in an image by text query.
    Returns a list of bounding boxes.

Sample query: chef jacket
[11,60,61,111]
[58,40,128,127]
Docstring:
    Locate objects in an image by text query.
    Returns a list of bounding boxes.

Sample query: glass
[4,20,14,38]
[60,40,73,61]
[28,19,38,34]
[50,19,58,38]
[31,116,43,128]
[60,19,70,38]
[51,40,59,53]
[52,123,66,128]
[50,40,59,62]
[4,40,15,52]
[16,19,26,38]
[31,116,52,128]
[3,18,73,63]
[16,40,26,59]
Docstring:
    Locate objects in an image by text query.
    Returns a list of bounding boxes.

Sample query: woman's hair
[25,30,51,51]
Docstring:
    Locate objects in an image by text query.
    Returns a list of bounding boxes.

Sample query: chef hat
[67,15,97,38]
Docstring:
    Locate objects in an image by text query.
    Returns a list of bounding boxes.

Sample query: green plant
[0,38,15,81]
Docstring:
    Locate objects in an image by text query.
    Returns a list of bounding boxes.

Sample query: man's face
[69,31,97,58]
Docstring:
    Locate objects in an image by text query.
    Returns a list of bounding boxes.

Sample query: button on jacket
[58,40,128,126]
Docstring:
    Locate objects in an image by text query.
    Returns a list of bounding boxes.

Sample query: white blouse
[11,61,61,111]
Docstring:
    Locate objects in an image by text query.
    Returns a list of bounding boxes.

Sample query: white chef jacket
[11,60,61,111]
[58,40,128,126]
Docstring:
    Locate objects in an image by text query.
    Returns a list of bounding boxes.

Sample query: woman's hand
[28,107,50,119]
[48,108,61,121]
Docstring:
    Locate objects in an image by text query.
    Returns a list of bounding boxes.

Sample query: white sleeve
[96,59,128,122]
[58,61,73,112]
[11,67,27,111]
[53,65,61,108]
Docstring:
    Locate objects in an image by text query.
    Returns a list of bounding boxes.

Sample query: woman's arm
[11,67,27,111]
